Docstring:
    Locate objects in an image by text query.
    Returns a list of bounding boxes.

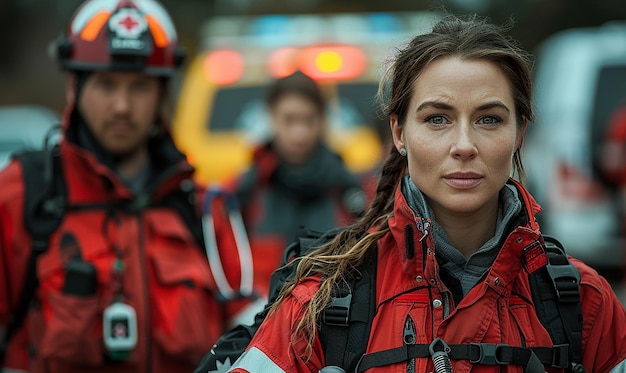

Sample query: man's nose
[112,88,131,114]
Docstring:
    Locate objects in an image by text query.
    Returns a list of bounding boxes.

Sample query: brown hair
[270,14,535,359]
[266,70,325,113]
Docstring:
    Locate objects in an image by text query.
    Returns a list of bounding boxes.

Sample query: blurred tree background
[0,0,625,112]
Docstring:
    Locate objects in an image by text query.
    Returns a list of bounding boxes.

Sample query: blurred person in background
[228,15,626,372]
[228,71,367,299]
[0,0,249,372]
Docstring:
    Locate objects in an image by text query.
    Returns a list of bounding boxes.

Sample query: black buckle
[546,261,581,303]
[550,344,570,369]
[322,294,352,326]
[126,194,151,214]
[31,239,49,255]
[469,343,508,365]
[42,196,65,217]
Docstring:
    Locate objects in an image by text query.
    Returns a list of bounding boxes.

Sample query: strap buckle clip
[550,344,570,369]
[322,293,352,326]
[545,257,581,303]
[469,343,508,365]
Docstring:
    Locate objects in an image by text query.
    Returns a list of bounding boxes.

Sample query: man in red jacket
[0,1,249,372]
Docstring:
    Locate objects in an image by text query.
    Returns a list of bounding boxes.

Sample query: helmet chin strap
[74,71,91,95]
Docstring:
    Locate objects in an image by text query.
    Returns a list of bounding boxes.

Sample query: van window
[590,64,626,168]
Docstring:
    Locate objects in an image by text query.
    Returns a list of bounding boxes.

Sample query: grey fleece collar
[401,174,522,295]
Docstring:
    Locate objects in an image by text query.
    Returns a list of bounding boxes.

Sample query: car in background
[172,12,441,185]
[0,105,60,170]
[524,22,626,268]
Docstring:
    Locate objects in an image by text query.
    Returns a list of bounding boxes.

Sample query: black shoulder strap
[319,244,378,372]
[1,148,66,364]
[529,235,584,373]
[20,147,67,238]
[192,227,346,373]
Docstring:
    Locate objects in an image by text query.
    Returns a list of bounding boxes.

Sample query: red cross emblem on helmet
[55,0,184,76]
[109,8,147,39]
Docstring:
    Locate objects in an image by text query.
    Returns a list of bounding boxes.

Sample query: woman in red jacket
[228,14,626,373]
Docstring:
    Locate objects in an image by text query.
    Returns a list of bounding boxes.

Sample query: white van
[524,22,626,267]
[0,105,60,171]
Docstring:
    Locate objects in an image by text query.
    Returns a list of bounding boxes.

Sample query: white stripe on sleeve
[609,359,626,373]
[227,347,287,373]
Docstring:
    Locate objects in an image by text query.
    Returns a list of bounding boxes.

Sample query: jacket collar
[384,178,544,296]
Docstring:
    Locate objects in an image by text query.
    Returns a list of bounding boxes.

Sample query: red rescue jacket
[0,105,247,372]
[229,180,626,372]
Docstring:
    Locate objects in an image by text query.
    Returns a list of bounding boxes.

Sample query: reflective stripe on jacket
[229,180,626,373]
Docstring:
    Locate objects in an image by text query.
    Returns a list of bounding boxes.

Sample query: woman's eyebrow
[475,101,510,113]
[415,100,511,113]
[416,101,453,112]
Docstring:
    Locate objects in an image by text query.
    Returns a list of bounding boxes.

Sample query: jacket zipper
[137,166,186,371]
[404,314,417,373]
[137,214,152,373]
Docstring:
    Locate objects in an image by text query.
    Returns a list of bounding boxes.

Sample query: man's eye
[97,80,115,90]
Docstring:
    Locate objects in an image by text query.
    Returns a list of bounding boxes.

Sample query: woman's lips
[443,173,483,189]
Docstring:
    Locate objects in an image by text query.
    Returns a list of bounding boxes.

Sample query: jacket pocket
[39,291,103,366]
[150,250,222,364]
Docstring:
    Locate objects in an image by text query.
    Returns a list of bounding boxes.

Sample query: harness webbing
[354,342,568,372]
[529,236,584,373]
[320,245,378,372]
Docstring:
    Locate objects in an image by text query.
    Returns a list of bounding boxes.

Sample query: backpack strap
[1,148,66,364]
[319,244,378,372]
[529,235,585,373]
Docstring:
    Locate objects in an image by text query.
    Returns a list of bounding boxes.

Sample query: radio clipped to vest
[103,301,138,360]
[102,256,138,360]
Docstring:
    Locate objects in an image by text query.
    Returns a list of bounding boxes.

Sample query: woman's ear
[390,114,405,153]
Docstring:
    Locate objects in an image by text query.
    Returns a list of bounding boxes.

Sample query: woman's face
[271,93,324,164]
[391,57,526,218]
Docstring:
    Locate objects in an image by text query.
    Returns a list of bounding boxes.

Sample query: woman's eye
[426,115,447,126]
[478,116,502,126]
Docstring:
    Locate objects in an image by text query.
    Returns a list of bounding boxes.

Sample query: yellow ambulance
[172,12,440,185]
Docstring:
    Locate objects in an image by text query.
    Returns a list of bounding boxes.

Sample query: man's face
[77,71,161,158]
[270,94,324,164]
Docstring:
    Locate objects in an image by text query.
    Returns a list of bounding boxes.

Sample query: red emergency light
[269,45,366,81]
[203,50,244,85]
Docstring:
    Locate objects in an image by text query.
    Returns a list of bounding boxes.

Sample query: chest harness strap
[354,339,565,373]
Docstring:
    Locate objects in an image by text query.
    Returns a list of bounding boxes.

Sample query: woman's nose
[449,124,478,160]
